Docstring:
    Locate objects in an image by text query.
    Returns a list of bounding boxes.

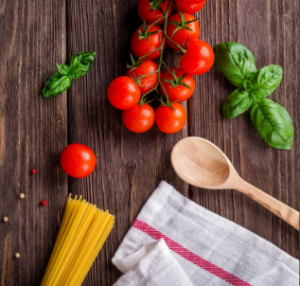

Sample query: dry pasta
[41,195,114,286]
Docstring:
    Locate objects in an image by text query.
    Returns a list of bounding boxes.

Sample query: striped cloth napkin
[112,181,299,286]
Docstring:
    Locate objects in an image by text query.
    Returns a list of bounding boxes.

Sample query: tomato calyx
[168,12,198,37]
[138,21,162,41]
[149,0,165,13]
[138,96,155,109]
[127,52,142,69]
[162,69,192,89]
[156,96,177,111]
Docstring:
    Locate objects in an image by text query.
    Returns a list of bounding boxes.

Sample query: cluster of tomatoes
[107,0,214,134]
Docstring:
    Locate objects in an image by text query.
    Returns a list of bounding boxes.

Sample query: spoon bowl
[171,137,299,231]
[171,137,231,189]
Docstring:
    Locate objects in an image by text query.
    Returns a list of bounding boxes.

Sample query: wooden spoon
[171,137,299,231]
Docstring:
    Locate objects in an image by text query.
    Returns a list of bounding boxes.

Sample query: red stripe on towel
[133,219,252,286]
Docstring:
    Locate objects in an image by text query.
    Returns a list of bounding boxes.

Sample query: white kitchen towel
[112,181,299,286]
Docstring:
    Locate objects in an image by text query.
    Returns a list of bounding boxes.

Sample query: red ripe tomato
[173,0,206,14]
[138,0,171,25]
[107,76,141,110]
[160,67,195,102]
[155,103,187,134]
[126,60,158,94]
[131,25,165,60]
[166,13,200,51]
[60,143,96,178]
[177,0,205,5]
[122,104,155,133]
[179,38,214,75]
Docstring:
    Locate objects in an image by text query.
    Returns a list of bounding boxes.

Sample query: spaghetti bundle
[41,195,114,286]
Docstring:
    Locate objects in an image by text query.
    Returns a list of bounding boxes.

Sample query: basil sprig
[215,42,294,150]
[42,51,96,98]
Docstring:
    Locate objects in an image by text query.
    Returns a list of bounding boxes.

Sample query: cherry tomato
[122,104,155,133]
[107,76,141,110]
[160,67,195,102]
[60,143,96,178]
[179,38,214,75]
[177,0,205,5]
[155,103,186,134]
[166,13,200,50]
[173,0,206,14]
[131,25,165,60]
[126,60,158,94]
[138,0,171,25]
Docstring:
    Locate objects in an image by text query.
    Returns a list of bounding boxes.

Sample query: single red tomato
[122,104,155,133]
[131,25,165,60]
[107,76,141,110]
[155,103,186,134]
[166,13,200,50]
[179,38,214,75]
[173,0,206,14]
[177,0,205,5]
[60,143,96,178]
[138,0,171,25]
[160,67,195,102]
[126,60,158,94]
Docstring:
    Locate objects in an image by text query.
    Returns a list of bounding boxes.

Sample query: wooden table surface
[0,0,299,285]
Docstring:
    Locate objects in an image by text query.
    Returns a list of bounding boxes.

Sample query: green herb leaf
[57,64,71,75]
[42,72,72,98]
[249,65,283,97]
[222,88,253,119]
[68,51,96,79]
[250,98,294,150]
[215,42,257,88]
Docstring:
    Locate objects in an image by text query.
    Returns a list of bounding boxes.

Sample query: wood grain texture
[189,0,299,258]
[0,0,68,285]
[0,0,298,285]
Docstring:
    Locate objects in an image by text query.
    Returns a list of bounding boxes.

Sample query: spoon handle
[236,180,299,231]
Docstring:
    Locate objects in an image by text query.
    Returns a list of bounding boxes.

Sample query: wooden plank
[66,0,188,285]
[0,1,68,285]
[189,0,299,258]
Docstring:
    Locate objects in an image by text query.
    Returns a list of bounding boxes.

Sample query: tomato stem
[138,0,181,110]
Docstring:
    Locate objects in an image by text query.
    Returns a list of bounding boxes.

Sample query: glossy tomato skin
[126,60,158,94]
[138,0,171,25]
[122,104,155,133]
[131,25,165,60]
[107,76,141,110]
[173,0,206,14]
[177,0,205,5]
[179,38,214,75]
[166,13,200,50]
[160,67,195,102]
[60,143,96,178]
[155,103,186,134]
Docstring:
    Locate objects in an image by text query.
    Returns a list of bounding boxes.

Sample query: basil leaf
[250,98,294,150]
[57,64,71,75]
[249,65,282,97]
[68,51,96,79]
[215,42,257,88]
[42,72,72,98]
[222,88,253,119]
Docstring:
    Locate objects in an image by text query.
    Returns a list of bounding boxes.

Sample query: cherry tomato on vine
[131,24,165,60]
[60,143,96,179]
[138,0,172,25]
[155,103,186,134]
[166,13,200,50]
[107,76,141,110]
[177,0,205,5]
[126,60,158,95]
[179,38,214,75]
[122,103,155,133]
[160,67,195,102]
[173,0,206,14]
